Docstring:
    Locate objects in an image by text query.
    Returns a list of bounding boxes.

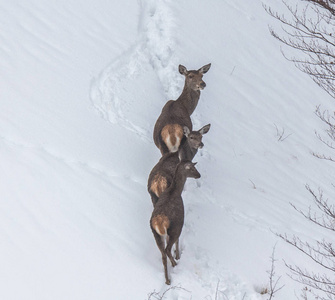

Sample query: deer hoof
[165,279,171,285]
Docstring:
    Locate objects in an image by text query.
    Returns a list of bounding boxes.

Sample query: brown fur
[161,124,184,153]
[150,174,168,198]
[151,214,170,236]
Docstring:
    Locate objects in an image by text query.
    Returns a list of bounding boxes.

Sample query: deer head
[183,124,211,150]
[179,63,211,91]
[181,161,201,179]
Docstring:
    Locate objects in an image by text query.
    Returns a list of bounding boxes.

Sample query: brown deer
[153,63,211,155]
[150,160,201,285]
[148,124,210,206]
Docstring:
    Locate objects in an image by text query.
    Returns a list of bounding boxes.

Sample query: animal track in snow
[90,0,181,140]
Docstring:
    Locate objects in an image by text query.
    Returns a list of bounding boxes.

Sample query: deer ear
[179,65,188,76]
[198,63,211,74]
[185,161,197,170]
[199,124,211,135]
[183,126,190,137]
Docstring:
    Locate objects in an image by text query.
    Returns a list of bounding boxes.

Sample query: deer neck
[170,170,187,196]
[179,143,197,161]
[177,85,200,115]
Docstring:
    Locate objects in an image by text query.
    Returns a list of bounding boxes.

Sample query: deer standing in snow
[148,124,210,206]
[153,63,211,155]
[150,160,201,285]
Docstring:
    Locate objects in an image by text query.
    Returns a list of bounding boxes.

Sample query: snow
[1,0,334,299]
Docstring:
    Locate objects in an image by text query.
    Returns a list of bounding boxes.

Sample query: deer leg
[174,238,180,260]
[162,252,170,285]
[165,237,177,267]
[153,232,171,285]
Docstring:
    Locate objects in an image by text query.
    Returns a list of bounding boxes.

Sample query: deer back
[153,100,192,155]
[148,152,179,206]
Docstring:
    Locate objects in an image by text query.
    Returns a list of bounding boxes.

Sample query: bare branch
[267,245,285,299]
[264,2,335,298]
[264,0,335,99]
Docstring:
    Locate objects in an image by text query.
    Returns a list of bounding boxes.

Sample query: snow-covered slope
[1,0,334,299]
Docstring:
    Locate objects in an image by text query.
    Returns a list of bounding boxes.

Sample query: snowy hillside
[1,0,334,299]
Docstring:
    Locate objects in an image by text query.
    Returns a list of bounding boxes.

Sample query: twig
[249,179,257,189]
[147,285,191,300]
[267,245,285,299]
[274,123,293,142]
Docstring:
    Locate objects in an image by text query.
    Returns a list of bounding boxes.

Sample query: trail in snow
[89,1,263,296]
[3,0,331,298]
[90,0,182,140]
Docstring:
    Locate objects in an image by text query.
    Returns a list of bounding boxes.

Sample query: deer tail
[151,215,170,236]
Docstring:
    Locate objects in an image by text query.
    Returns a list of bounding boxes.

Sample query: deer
[150,160,201,285]
[148,123,210,206]
[153,63,211,155]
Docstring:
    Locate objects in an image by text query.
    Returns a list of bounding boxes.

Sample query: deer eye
[189,75,194,79]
